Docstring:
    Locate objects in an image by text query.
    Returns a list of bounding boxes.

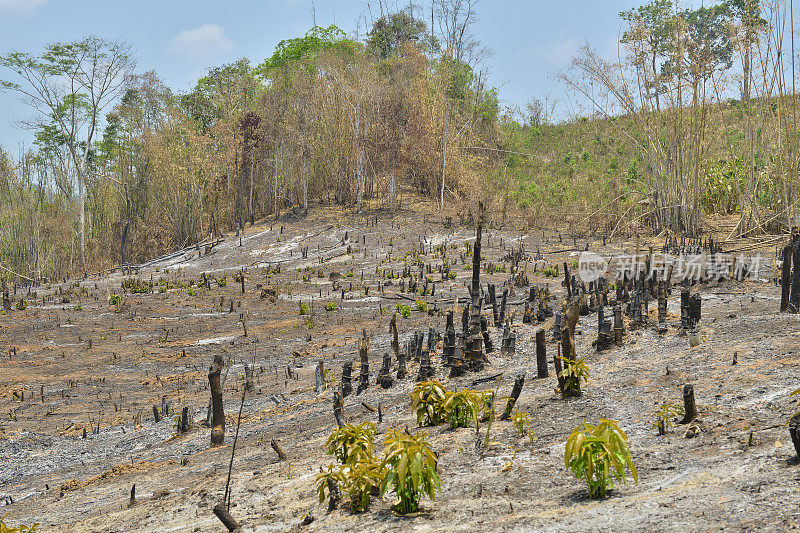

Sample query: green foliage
[511,409,535,442]
[15,299,27,310]
[414,299,428,312]
[411,380,448,427]
[256,25,358,75]
[366,9,430,59]
[558,356,590,397]
[542,265,559,277]
[325,422,376,465]
[564,418,638,499]
[216,276,227,287]
[325,301,338,311]
[379,430,441,514]
[108,293,121,306]
[72,305,82,311]
[650,403,685,435]
[299,302,310,315]
[441,389,485,429]
[0,514,38,532]
[395,303,411,318]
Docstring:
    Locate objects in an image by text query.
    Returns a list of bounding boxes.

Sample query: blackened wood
[554,342,565,392]
[152,405,161,423]
[270,438,287,461]
[333,390,344,428]
[791,240,800,313]
[536,329,548,378]
[213,501,241,532]
[501,375,525,420]
[341,362,353,397]
[209,353,225,446]
[681,384,698,423]
[788,413,800,459]
[781,244,793,312]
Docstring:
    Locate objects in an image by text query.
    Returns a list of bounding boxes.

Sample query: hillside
[2,197,799,531]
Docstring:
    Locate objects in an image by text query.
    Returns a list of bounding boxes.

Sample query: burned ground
[1,200,799,532]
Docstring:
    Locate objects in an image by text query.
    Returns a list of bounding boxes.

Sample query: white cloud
[0,0,46,14]
[169,24,233,61]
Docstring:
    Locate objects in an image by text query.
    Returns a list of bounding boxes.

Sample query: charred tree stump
[333,390,344,428]
[689,293,702,328]
[681,384,698,423]
[554,343,565,392]
[245,363,254,392]
[209,353,225,446]
[489,284,499,327]
[788,413,800,461]
[357,332,370,395]
[397,349,407,379]
[552,312,562,341]
[153,405,161,423]
[791,238,800,313]
[271,438,287,461]
[341,362,353,397]
[781,244,793,312]
[326,478,341,513]
[480,316,494,353]
[213,502,241,532]
[179,405,191,433]
[499,289,508,325]
[657,281,667,334]
[501,374,525,420]
[680,288,691,329]
[378,353,394,389]
[536,329,548,378]
[613,305,623,345]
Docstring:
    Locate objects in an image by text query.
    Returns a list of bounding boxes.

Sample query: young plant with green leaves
[558,356,590,398]
[395,303,411,318]
[380,430,441,514]
[441,389,486,429]
[412,380,448,426]
[650,403,685,435]
[325,422,376,465]
[564,418,637,499]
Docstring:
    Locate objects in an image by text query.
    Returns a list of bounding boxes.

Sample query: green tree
[367,10,428,59]
[0,36,135,267]
[620,0,674,111]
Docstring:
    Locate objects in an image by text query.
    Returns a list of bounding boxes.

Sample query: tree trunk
[209,353,225,446]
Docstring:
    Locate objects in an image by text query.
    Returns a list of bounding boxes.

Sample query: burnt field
[2,200,800,532]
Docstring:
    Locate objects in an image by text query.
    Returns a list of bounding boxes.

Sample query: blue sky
[0,0,637,151]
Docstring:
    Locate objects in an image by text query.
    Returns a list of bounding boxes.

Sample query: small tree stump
[681,384,698,423]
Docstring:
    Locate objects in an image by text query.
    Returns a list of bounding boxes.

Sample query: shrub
[15,299,27,311]
[395,303,411,318]
[512,409,535,442]
[558,356,590,398]
[73,305,83,311]
[325,422,376,465]
[380,430,441,514]
[299,302,310,315]
[441,389,485,429]
[216,276,227,287]
[411,380,447,426]
[542,265,559,277]
[109,293,121,306]
[564,418,637,499]
[325,301,338,311]
[415,299,428,312]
